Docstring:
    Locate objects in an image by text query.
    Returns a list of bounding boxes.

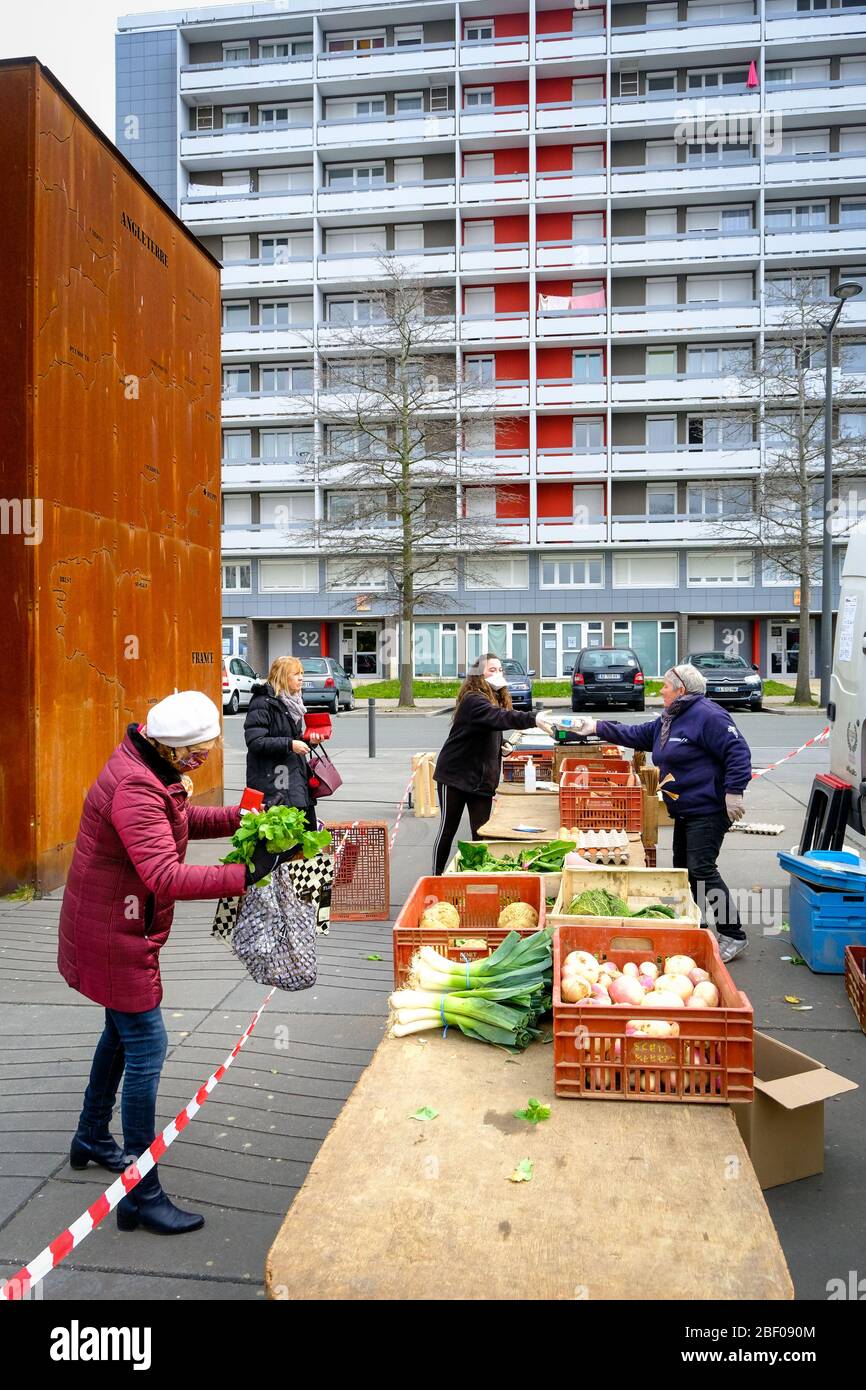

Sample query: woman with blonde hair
[431,653,548,874]
[244,655,317,827]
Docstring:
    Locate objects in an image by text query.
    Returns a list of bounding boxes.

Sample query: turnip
[623,961,640,979]
[656,973,693,1001]
[665,954,697,977]
[693,981,720,1007]
[561,974,592,1003]
[609,975,645,1006]
[639,961,659,981]
[641,990,684,1009]
[688,967,710,986]
[590,981,611,1002]
[638,974,656,992]
[563,950,599,984]
[625,1018,680,1038]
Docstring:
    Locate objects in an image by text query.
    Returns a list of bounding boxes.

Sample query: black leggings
[432,783,493,875]
[672,812,745,939]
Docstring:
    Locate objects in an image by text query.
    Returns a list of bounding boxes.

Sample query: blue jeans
[78,1005,168,1194]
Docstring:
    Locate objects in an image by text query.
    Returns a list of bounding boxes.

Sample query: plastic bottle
[524,758,537,794]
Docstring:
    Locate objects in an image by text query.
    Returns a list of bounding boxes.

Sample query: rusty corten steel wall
[0,60,224,893]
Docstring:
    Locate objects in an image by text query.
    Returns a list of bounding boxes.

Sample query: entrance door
[769,623,800,676]
[341,623,381,677]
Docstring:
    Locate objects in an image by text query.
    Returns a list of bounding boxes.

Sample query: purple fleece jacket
[596,697,752,819]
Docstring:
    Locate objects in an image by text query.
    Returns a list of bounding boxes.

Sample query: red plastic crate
[326,820,390,921]
[502,752,554,783]
[559,756,630,779]
[559,772,643,832]
[392,874,545,987]
[845,945,866,1034]
[552,923,753,1103]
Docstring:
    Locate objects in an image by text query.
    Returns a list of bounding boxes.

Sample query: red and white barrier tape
[751,725,830,780]
[389,771,417,851]
[0,990,275,1301]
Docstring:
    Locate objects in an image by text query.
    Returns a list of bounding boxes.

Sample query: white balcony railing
[764,147,866,187]
[318,110,455,147]
[765,3,866,43]
[460,451,531,480]
[221,391,314,422]
[460,172,530,203]
[180,123,313,161]
[536,240,607,270]
[611,11,760,56]
[537,450,607,477]
[460,312,530,341]
[764,221,866,259]
[221,324,313,355]
[222,455,317,487]
[536,99,606,131]
[182,187,314,227]
[611,446,761,477]
[460,243,529,271]
[611,301,760,335]
[316,40,455,79]
[537,518,607,544]
[610,374,755,405]
[536,169,607,200]
[611,514,750,542]
[180,55,314,97]
[536,379,607,407]
[611,84,758,127]
[221,257,314,290]
[222,522,317,553]
[460,36,530,66]
[464,517,531,543]
[316,247,456,281]
[536,310,607,338]
[765,77,866,117]
[467,380,531,409]
[316,177,455,213]
[459,104,530,135]
[612,228,759,266]
[535,29,606,62]
[611,157,759,195]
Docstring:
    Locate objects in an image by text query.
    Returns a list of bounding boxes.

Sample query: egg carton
[730,821,785,835]
[575,829,631,864]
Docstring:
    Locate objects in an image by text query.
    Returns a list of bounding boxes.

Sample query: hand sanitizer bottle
[524,758,537,794]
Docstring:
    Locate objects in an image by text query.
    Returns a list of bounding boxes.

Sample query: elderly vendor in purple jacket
[566,663,752,964]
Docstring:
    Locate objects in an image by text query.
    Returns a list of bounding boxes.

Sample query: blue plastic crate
[789,876,866,974]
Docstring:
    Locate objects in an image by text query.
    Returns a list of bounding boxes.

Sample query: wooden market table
[478,790,646,866]
[265,1033,793,1302]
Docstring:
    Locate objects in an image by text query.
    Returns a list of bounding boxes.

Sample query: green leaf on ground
[514,1098,551,1125]
[411,1106,438,1122]
[366,953,382,961]
[509,1158,534,1183]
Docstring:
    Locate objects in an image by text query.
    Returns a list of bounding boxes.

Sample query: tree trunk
[398,607,414,708]
[794,566,813,705]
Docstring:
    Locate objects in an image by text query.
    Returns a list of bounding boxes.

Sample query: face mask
[486,672,508,691]
[174,749,210,771]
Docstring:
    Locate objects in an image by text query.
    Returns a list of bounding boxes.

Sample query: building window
[222,43,250,63]
[222,562,251,592]
[464,87,495,109]
[464,354,495,385]
[687,482,752,517]
[573,417,605,450]
[326,30,386,53]
[394,24,424,46]
[195,106,214,131]
[463,219,495,248]
[223,107,250,128]
[223,366,251,396]
[326,561,388,590]
[222,301,250,330]
[647,483,677,516]
[467,621,529,667]
[223,430,252,461]
[430,86,450,111]
[613,620,678,678]
[259,560,319,592]
[612,552,678,588]
[540,555,604,588]
[687,414,753,448]
[414,622,458,678]
[222,624,249,659]
[326,162,387,189]
[223,494,251,526]
[465,557,530,589]
[687,551,753,585]
[395,91,424,114]
[572,350,604,382]
[541,621,605,677]
[464,19,495,41]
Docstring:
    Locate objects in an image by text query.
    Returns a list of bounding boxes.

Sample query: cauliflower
[497,901,539,932]
[419,900,461,931]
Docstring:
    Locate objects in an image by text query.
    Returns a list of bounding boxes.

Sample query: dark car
[301,656,355,714]
[503,658,535,711]
[570,647,645,712]
[686,651,763,711]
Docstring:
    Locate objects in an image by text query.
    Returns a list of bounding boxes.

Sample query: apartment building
[116,0,866,680]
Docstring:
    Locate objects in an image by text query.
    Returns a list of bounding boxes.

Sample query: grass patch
[354,677,666,701]
[2,884,36,902]
[763,680,797,697]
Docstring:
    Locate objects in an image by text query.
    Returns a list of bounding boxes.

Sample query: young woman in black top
[432,653,547,874]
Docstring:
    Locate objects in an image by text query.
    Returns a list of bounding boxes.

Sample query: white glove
[570,716,597,736]
[534,711,557,737]
[725,792,746,823]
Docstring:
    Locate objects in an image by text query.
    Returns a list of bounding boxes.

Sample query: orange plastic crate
[502,752,554,783]
[845,945,866,1034]
[392,874,545,987]
[559,772,643,832]
[552,923,754,1103]
[559,756,630,778]
[327,820,390,921]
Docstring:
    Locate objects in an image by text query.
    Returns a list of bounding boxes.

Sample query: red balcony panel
[537,211,575,241]
[538,416,577,448]
[537,481,575,518]
[494,348,530,380]
[488,12,530,37]
[537,345,607,379]
[499,416,529,448]
[496,282,530,312]
[495,213,529,244]
[536,7,605,32]
[536,142,606,172]
[497,484,530,518]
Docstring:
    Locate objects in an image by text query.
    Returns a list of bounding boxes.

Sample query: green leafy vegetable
[455,839,576,874]
[514,1098,551,1125]
[509,1158,534,1183]
[366,953,382,961]
[631,904,677,919]
[222,805,332,872]
[568,889,631,917]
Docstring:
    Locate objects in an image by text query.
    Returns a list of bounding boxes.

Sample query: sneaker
[718,934,749,963]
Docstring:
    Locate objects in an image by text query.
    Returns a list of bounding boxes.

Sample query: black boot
[70,1130,135,1174]
[117,1182,205,1235]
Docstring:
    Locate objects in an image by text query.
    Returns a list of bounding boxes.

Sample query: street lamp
[819,280,862,708]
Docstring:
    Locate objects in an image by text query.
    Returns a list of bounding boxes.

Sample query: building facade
[116,0,866,680]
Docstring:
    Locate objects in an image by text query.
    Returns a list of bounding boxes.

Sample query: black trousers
[432,782,493,875]
[672,812,745,939]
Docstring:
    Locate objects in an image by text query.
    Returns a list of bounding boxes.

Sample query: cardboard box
[733,1032,858,1189]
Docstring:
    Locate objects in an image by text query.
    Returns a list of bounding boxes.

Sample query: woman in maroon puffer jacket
[58,690,292,1237]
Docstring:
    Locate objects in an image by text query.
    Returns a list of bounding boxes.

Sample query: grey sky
[2,1,187,137]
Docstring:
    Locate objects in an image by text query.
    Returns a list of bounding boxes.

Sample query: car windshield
[502,660,527,679]
[581,650,638,670]
[691,654,749,671]
[301,659,329,674]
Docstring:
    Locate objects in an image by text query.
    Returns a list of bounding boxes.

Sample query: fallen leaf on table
[509,1158,534,1183]
[411,1106,438,1122]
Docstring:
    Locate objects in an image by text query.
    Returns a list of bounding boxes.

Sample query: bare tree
[710,278,866,704]
[289,260,522,707]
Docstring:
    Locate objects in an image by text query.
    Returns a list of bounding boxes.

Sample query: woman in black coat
[432,654,543,874]
[244,655,318,827]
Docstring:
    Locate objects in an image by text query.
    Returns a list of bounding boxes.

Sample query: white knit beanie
[665,664,707,697]
[145,691,221,747]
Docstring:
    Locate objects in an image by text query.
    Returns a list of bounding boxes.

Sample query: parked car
[301,656,356,714]
[222,655,260,715]
[686,651,764,711]
[570,647,645,712]
[503,658,535,711]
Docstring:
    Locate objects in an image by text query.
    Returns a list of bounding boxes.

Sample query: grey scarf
[278,689,307,728]
[658,692,701,749]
